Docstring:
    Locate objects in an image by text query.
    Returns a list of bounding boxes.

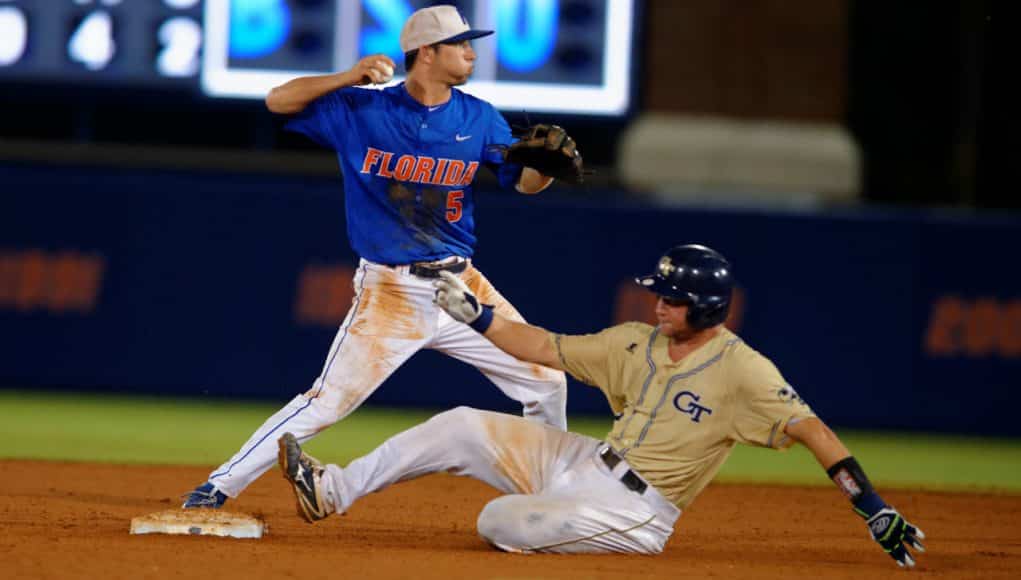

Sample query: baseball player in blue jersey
[182,5,582,509]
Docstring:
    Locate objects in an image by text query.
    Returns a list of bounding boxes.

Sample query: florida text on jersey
[285,83,523,264]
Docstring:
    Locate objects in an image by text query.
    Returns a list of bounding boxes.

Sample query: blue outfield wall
[2,163,1020,435]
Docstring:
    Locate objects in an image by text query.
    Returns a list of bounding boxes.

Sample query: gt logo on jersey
[360,147,479,186]
[673,390,713,423]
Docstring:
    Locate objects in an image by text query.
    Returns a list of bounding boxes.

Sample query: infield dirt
[2,460,1018,579]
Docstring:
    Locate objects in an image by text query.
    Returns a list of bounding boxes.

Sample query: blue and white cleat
[181,482,228,509]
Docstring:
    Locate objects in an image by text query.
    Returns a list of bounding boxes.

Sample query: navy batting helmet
[636,244,734,329]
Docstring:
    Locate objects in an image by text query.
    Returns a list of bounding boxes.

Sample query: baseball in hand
[376,62,394,83]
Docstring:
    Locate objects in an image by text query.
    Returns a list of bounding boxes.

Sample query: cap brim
[440,29,494,44]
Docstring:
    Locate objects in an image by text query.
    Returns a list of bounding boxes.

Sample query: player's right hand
[864,507,926,568]
[351,54,396,85]
[433,271,482,324]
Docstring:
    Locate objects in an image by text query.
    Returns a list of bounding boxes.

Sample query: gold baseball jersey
[553,322,815,510]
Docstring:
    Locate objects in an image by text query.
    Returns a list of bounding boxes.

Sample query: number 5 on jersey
[446,191,463,223]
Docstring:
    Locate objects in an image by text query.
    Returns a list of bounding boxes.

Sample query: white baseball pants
[314,406,680,554]
[207,260,567,497]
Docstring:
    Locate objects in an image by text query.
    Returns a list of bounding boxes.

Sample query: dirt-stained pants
[206,260,567,497]
[317,407,680,554]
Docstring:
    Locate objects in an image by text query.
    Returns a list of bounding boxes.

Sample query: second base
[130,509,266,539]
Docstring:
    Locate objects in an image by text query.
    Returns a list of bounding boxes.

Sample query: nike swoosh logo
[428,106,442,112]
[455,134,472,142]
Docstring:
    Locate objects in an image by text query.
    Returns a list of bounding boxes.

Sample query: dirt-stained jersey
[285,83,523,265]
[553,322,815,510]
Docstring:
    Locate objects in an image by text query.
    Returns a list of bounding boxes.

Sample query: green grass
[714,433,1021,491]
[2,390,1019,492]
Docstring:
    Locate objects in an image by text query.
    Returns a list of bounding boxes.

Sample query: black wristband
[827,456,887,517]
[826,456,875,501]
[468,305,495,333]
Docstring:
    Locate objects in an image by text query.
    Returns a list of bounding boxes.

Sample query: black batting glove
[862,507,926,568]
[829,457,927,568]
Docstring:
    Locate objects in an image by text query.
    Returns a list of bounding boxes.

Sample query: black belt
[388,259,468,279]
[599,446,648,495]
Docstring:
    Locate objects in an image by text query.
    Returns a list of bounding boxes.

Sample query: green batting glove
[863,507,926,568]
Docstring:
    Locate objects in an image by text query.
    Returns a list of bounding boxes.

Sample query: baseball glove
[504,124,585,184]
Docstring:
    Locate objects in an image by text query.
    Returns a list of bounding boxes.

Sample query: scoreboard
[0,0,203,85]
[0,0,637,116]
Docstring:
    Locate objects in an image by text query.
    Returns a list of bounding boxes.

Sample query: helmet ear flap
[686,300,730,329]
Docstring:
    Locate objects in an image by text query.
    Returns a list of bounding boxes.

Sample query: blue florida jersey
[285,83,524,264]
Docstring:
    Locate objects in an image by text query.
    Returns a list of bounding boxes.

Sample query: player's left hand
[864,507,926,568]
[433,271,482,324]
[504,124,585,184]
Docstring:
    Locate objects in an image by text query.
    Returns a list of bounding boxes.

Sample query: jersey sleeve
[482,107,524,190]
[730,351,816,450]
[550,328,614,388]
[550,323,641,402]
[284,87,370,149]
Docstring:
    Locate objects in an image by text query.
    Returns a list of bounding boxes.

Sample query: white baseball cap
[399,5,493,54]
